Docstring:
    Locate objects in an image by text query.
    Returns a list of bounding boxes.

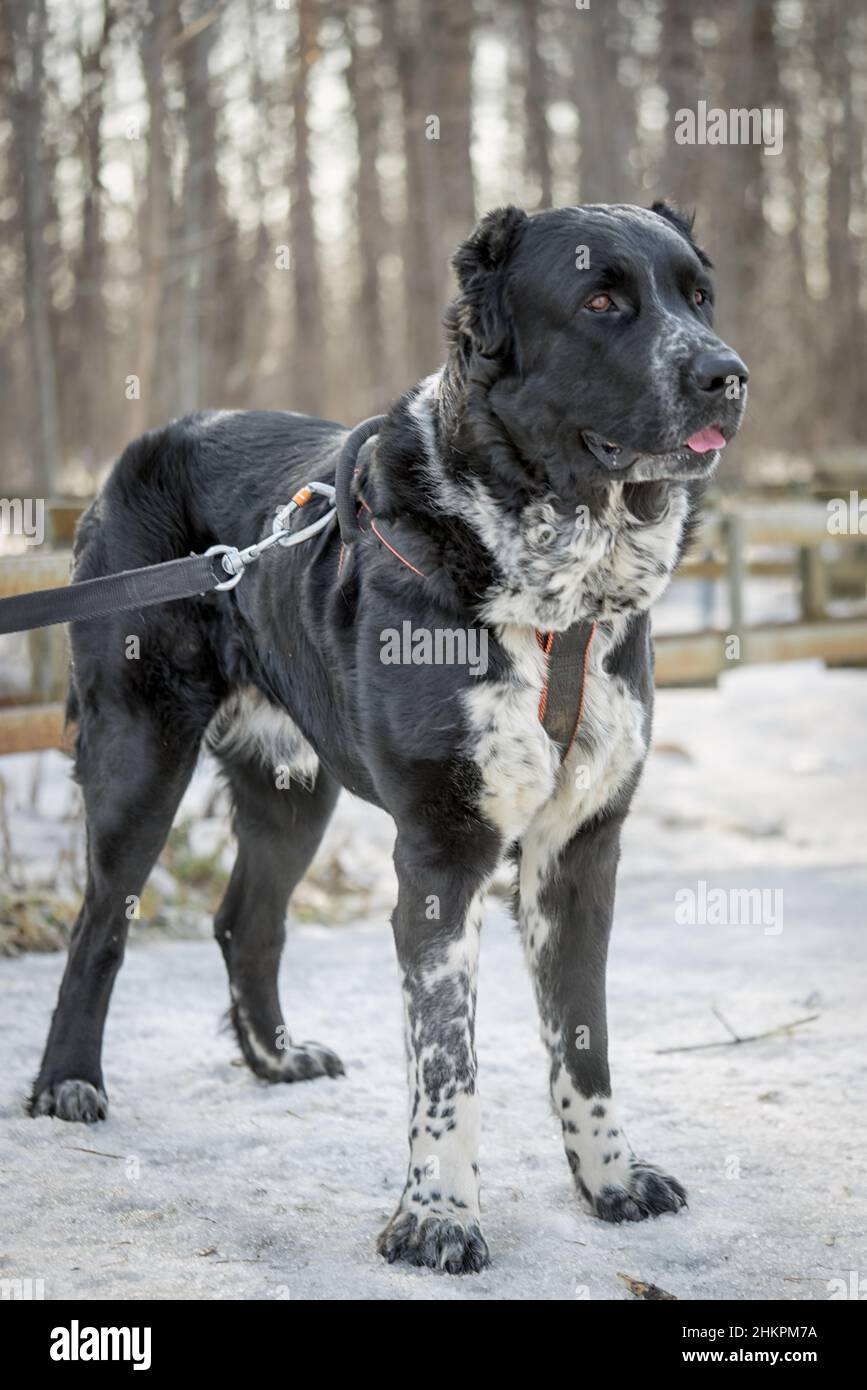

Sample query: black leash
[0,552,228,637]
[0,482,337,637]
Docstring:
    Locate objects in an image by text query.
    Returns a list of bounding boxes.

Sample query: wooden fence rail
[1,495,866,755]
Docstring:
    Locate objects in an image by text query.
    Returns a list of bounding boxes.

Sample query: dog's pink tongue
[686,426,726,454]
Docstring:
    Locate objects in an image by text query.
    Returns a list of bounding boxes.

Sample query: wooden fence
[1,495,866,755]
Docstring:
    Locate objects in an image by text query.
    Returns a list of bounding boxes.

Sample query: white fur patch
[206,687,319,785]
[463,626,560,841]
[471,482,690,632]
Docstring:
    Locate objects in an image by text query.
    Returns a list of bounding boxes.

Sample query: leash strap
[537,621,597,759]
[0,483,339,637]
[0,552,228,636]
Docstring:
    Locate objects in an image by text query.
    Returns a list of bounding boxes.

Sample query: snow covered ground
[0,661,865,1300]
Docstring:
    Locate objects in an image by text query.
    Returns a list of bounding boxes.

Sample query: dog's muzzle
[581,431,637,471]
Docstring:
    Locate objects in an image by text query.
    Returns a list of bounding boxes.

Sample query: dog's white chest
[473,484,690,632]
[464,625,647,843]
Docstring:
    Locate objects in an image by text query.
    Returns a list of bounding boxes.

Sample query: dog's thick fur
[31,203,748,1274]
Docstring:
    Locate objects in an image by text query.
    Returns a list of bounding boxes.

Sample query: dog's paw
[377,1208,490,1274]
[30,1079,108,1124]
[277,1041,345,1081]
[230,1005,344,1082]
[591,1160,687,1223]
[250,1040,345,1083]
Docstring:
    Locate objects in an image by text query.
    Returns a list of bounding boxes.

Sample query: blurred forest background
[0,0,864,500]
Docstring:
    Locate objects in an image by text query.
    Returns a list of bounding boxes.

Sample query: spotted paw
[243,1039,345,1083]
[274,1041,345,1081]
[377,1208,490,1274]
[30,1079,108,1124]
[591,1159,687,1223]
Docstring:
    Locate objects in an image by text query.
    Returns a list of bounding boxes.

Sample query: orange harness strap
[536,621,597,760]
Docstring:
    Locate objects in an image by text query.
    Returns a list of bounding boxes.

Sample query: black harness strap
[335,413,387,544]
[0,552,226,636]
[537,620,597,760]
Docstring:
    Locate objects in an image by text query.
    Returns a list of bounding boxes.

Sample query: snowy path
[1,860,864,1301]
[2,661,866,1300]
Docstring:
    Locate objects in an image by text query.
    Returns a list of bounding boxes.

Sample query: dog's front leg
[377,827,497,1274]
[519,811,687,1222]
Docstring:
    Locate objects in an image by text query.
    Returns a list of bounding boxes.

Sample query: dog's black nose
[689,350,749,394]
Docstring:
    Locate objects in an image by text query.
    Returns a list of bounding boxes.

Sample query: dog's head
[446,202,748,498]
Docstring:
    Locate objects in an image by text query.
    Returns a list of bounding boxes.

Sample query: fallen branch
[618,1272,678,1301]
[655,1012,819,1055]
[64,1145,126,1160]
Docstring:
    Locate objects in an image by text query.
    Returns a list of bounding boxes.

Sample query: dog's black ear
[651,199,696,239]
[650,200,712,268]
[449,206,528,357]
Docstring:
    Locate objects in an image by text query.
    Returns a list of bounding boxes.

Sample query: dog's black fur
[30,203,747,1274]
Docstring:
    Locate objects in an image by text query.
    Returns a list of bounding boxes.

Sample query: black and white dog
[31,202,747,1274]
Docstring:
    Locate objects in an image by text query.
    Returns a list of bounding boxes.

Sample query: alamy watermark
[380,622,489,676]
[675,101,784,157]
[826,1270,866,1299]
[50,1321,151,1370]
[0,1276,45,1299]
[675,880,783,936]
[0,497,45,546]
[826,491,867,535]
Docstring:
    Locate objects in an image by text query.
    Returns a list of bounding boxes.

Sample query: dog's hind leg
[31,701,203,1123]
[213,735,343,1083]
[518,811,687,1222]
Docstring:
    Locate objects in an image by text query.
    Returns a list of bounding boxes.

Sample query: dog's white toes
[247,1040,345,1083]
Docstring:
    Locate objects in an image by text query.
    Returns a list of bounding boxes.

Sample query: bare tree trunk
[660,0,704,209]
[520,0,553,210]
[289,0,326,414]
[704,1,769,356]
[130,0,174,437]
[227,0,274,409]
[572,2,637,204]
[74,1,116,462]
[382,0,441,378]
[825,0,862,440]
[430,0,476,299]
[346,13,386,405]
[770,1,819,447]
[175,6,221,415]
[1,0,61,495]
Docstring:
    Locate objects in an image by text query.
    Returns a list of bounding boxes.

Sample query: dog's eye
[585,292,613,313]
[694,288,707,306]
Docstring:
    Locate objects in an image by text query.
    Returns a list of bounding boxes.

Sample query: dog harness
[335,417,597,762]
